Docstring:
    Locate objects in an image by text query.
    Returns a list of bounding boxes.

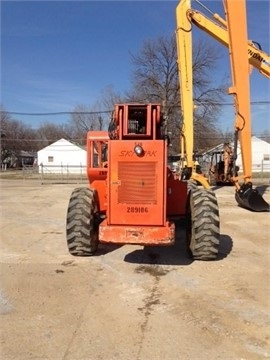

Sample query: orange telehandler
[65,0,268,262]
[175,0,269,212]
[66,103,220,260]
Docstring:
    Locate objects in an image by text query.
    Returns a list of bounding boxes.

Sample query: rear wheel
[186,188,220,260]
[66,187,99,256]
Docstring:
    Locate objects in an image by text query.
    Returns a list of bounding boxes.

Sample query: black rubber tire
[186,188,220,260]
[187,179,198,192]
[66,187,99,256]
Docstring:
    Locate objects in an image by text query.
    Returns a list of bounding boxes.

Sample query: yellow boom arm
[184,3,270,78]
[175,0,269,211]
[175,0,270,171]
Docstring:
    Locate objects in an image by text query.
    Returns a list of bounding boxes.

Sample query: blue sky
[1,0,270,134]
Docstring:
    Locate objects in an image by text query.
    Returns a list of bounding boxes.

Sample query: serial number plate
[127,206,149,213]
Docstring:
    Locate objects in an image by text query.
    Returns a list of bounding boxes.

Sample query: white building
[248,136,270,172]
[38,138,86,174]
[202,136,270,173]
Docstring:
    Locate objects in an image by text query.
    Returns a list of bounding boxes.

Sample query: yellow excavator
[175,0,269,212]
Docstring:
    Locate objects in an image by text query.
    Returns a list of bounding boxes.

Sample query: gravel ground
[0,179,269,360]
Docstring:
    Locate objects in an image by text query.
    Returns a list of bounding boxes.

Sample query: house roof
[38,138,86,152]
[19,150,37,158]
[202,136,269,156]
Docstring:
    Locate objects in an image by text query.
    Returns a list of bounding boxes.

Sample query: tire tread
[66,187,99,256]
[188,188,220,260]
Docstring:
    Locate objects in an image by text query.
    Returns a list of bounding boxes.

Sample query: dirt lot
[0,179,269,360]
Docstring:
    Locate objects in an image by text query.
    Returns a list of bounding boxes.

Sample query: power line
[2,134,270,142]
[4,110,112,116]
[2,101,270,117]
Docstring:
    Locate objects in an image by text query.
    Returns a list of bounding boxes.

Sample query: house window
[48,156,54,162]
[263,154,270,161]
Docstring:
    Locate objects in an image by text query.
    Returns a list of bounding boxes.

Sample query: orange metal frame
[86,104,187,246]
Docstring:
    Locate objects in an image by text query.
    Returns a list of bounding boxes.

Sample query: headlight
[134,145,144,157]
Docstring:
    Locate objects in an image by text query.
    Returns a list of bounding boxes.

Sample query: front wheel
[66,187,99,256]
[186,188,220,260]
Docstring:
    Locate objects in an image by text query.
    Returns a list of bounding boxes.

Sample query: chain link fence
[39,164,88,184]
[0,164,88,184]
[0,163,269,185]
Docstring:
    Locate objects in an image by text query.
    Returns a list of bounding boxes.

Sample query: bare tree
[67,104,105,146]
[70,104,100,132]
[36,122,74,148]
[99,85,123,112]
[128,36,179,106]
[127,35,226,153]
[0,106,38,167]
[68,85,124,141]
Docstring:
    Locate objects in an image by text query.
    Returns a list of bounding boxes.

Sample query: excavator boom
[183,2,270,78]
[175,0,210,190]
[175,0,194,171]
[224,0,269,211]
[176,0,269,212]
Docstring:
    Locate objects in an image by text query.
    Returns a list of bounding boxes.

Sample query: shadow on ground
[124,220,233,266]
[96,243,123,256]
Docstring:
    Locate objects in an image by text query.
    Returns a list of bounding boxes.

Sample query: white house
[38,138,87,174]
[202,136,270,173]
[248,136,270,172]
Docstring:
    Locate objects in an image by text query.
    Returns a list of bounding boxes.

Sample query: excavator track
[66,187,99,256]
[187,188,220,260]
